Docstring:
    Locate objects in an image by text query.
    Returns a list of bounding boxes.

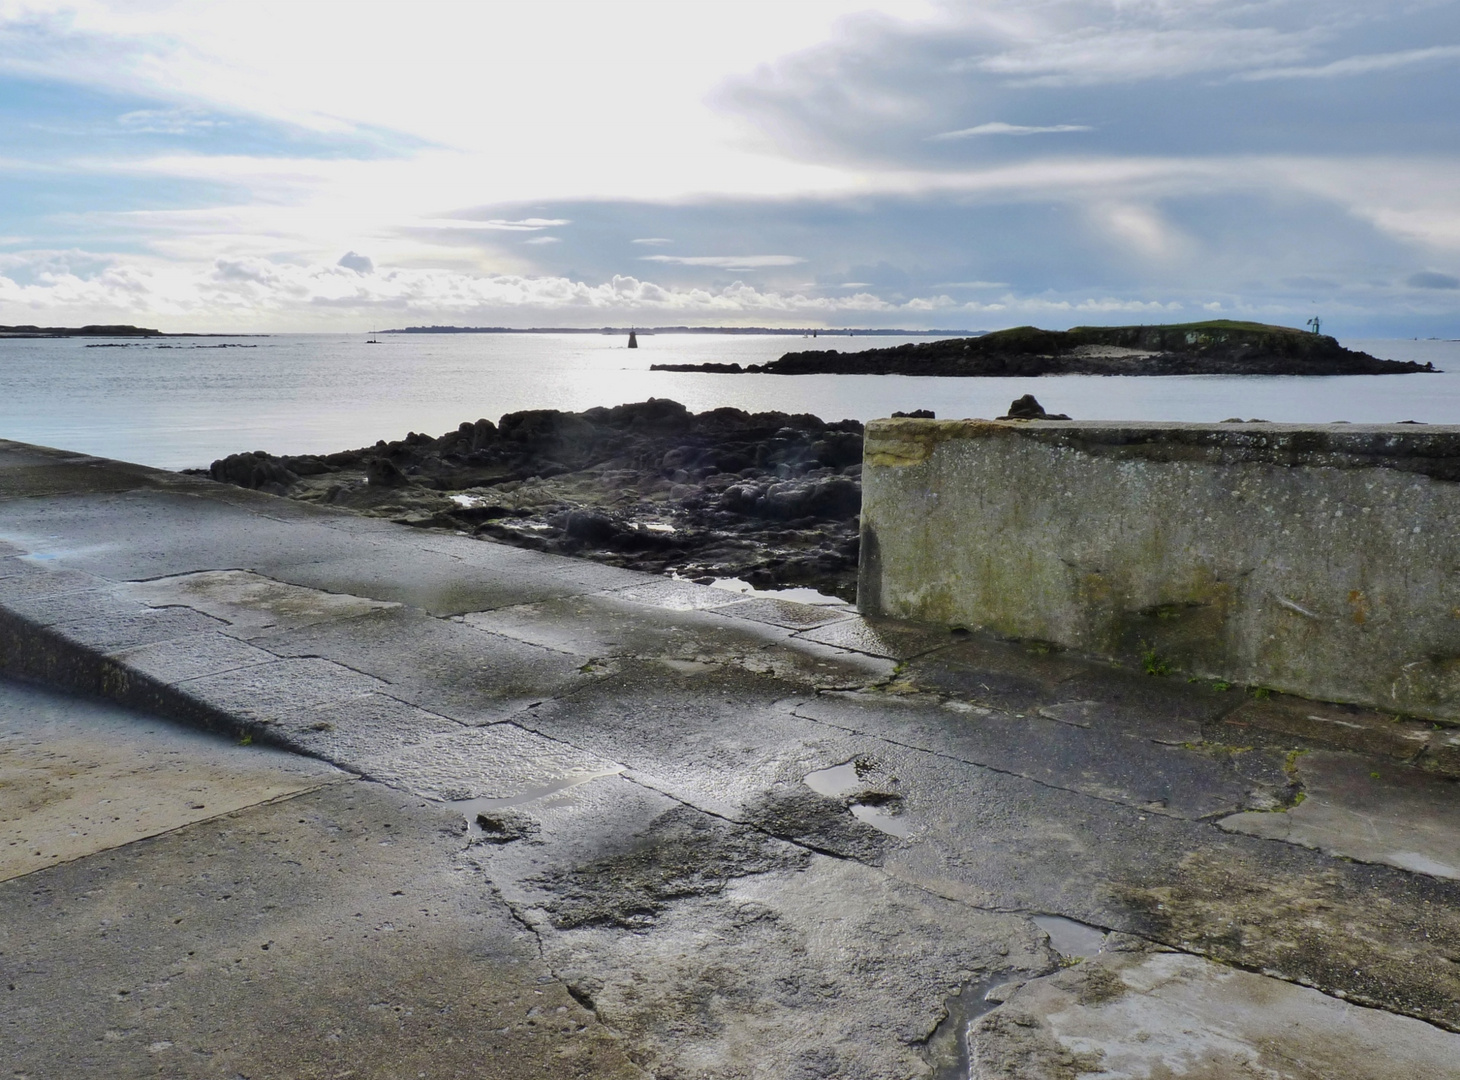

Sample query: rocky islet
[652,320,1437,377]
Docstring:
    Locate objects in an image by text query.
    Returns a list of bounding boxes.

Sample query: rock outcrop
[204,399,867,599]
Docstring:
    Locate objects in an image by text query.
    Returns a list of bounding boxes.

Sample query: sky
[1,0,1458,335]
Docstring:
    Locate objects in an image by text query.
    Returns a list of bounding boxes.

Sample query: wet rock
[472,810,540,845]
[1000,394,1071,421]
[366,457,408,487]
[209,451,299,491]
[210,399,869,599]
[562,510,619,545]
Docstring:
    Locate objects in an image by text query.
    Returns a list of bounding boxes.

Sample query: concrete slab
[795,613,956,660]
[106,631,281,684]
[463,591,891,689]
[837,745,1460,1029]
[175,656,393,729]
[0,556,114,601]
[1219,750,1460,879]
[0,489,365,581]
[477,773,1054,1080]
[2,780,645,1080]
[250,607,597,725]
[794,691,1281,818]
[0,678,343,881]
[120,568,400,635]
[972,945,1460,1080]
[514,662,867,823]
[708,595,856,631]
[362,721,623,802]
[1222,694,1436,761]
[607,575,751,610]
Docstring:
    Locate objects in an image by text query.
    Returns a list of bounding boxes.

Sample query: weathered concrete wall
[860,419,1460,720]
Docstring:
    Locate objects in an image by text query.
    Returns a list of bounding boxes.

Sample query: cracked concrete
[3,438,1460,1078]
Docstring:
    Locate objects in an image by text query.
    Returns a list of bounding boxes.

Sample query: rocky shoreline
[201,399,867,600]
[652,320,1436,377]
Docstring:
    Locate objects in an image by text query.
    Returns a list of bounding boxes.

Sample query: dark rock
[661,321,1438,377]
[563,510,619,545]
[1000,394,1071,421]
[208,451,299,490]
[366,457,409,487]
[892,409,936,419]
[213,398,869,600]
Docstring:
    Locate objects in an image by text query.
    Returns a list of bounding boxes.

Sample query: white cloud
[117,107,220,134]
[930,122,1091,140]
[641,254,807,268]
[522,236,561,245]
[631,237,674,245]
[425,218,570,231]
[968,25,1313,87]
[1238,45,1460,82]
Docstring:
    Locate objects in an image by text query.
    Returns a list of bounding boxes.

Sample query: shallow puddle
[928,971,1021,1080]
[803,760,861,796]
[851,802,913,837]
[804,758,912,837]
[1032,914,1108,958]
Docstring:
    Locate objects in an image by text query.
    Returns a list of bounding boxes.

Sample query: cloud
[640,254,806,268]
[117,107,222,135]
[1238,45,1460,82]
[420,218,571,232]
[631,237,673,245]
[337,250,374,273]
[968,26,1314,88]
[522,236,560,245]
[930,122,1091,140]
[1408,271,1460,290]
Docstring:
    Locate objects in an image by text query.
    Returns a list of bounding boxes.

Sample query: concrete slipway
[2,438,1459,1080]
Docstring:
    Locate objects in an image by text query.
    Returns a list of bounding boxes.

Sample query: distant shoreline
[0,324,266,339]
[382,325,975,337]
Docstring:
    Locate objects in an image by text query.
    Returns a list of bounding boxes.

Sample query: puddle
[804,758,912,837]
[450,493,486,508]
[449,769,621,835]
[803,760,862,797]
[851,802,912,838]
[1032,914,1108,959]
[927,971,1020,1080]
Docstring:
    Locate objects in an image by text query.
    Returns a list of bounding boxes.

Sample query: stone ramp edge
[0,603,338,757]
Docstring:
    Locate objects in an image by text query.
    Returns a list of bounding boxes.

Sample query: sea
[3,331,1458,471]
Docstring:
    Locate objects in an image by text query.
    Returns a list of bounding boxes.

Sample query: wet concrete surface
[4,438,1460,1078]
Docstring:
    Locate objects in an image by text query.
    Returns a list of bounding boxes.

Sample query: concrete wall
[859,419,1460,720]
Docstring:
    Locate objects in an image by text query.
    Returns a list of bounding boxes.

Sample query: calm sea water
[2,331,1457,471]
